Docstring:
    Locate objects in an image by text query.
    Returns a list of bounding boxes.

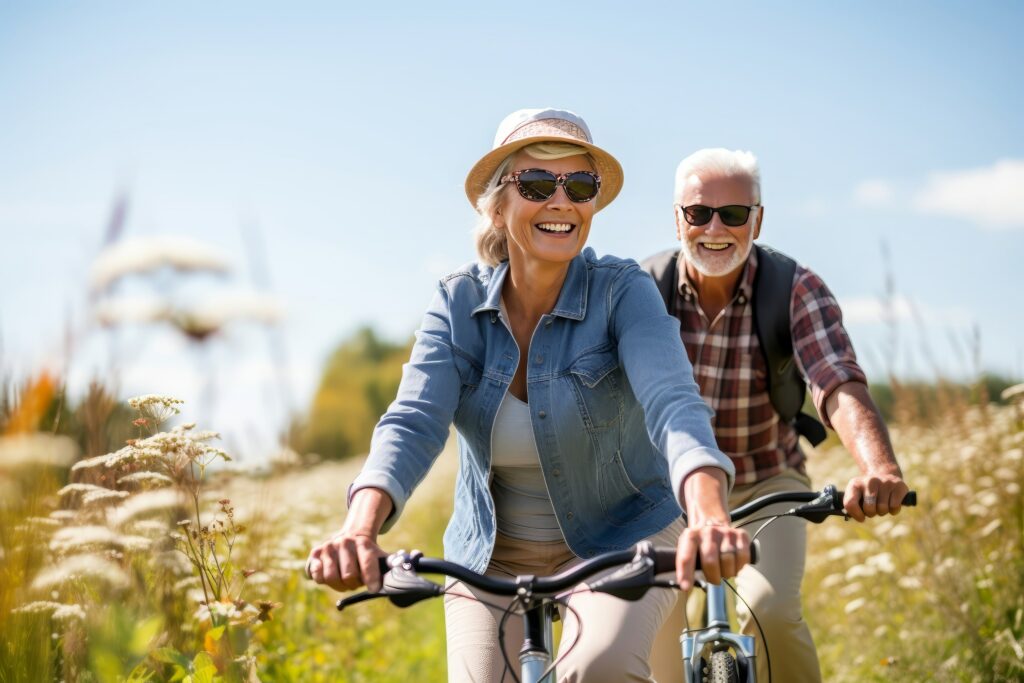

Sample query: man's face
[675,171,761,279]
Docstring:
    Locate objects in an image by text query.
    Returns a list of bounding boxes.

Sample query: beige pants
[444,519,684,683]
[651,469,822,683]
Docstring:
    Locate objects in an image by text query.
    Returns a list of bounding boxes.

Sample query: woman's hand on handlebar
[307,530,388,593]
[305,487,393,593]
[676,521,751,592]
[678,466,752,591]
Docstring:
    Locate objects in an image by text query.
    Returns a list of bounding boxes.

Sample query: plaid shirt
[673,248,867,485]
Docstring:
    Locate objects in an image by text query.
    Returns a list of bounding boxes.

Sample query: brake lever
[336,550,444,612]
[587,542,658,602]
[790,484,842,524]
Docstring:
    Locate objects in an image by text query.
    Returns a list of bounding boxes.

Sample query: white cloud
[853,179,895,207]
[912,159,1024,229]
[839,295,972,328]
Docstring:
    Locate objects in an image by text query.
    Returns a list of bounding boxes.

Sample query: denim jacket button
[538,410,547,419]
[534,355,543,364]
[566,511,574,520]
[552,467,561,476]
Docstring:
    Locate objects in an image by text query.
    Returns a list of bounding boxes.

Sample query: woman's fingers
[676,526,751,591]
[306,533,386,593]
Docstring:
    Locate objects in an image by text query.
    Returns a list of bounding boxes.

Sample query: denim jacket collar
[470,252,589,321]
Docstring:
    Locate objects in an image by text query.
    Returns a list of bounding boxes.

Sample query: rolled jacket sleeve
[610,266,735,503]
[348,282,462,532]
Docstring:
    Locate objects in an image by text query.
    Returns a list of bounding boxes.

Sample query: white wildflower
[966,503,990,517]
[24,517,62,530]
[13,601,86,623]
[89,235,230,293]
[820,573,844,589]
[94,296,170,328]
[952,483,972,498]
[844,597,866,614]
[897,576,923,590]
[845,564,879,580]
[1001,383,1024,402]
[127,394,184,424]
[938,518,955,534]
[173,577,201,591]
[82,489,130,506]
[1006,448,1023,462]
[31,554,130,592]
[126,520,168,536]
[978,490,1000,508]
[1007,482,1020,495]
[839,581,863,597]
[50,526,120,553]
[866,552,896,574]
[109,489,183,526]
[0,434,78,468]
[48,510,76,522]
[977,578,994,590]
[117,471,173,488]
[980,519,1002,537]
[887,523,911,539]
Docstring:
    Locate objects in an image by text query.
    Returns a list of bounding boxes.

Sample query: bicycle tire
[705,650,740,683]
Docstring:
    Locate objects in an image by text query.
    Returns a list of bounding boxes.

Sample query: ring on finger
[863,495,878,505]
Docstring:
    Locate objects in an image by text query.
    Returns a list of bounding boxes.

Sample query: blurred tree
[296,327,412,460]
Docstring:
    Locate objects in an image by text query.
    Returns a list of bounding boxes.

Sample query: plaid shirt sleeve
[789,265,867,428]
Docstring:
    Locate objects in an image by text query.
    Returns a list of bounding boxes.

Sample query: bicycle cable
[724,577,771,683]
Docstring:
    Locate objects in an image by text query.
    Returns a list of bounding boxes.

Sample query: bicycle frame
[519,602,557,683]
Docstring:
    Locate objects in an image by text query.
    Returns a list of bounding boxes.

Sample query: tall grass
[805,393,1024,682]
[3,372,1022,680]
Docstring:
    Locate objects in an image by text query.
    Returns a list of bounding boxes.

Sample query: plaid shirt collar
[676,245,758,307]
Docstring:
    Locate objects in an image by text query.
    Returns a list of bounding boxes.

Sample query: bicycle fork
[681,582,757,683]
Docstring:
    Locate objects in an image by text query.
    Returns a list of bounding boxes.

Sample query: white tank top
[490,392,562,542]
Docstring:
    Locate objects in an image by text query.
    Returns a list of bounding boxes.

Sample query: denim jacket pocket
[568,346,622,431]
[596,450,657,527]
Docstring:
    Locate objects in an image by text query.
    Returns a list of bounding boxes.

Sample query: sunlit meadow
[2,375,1022,681]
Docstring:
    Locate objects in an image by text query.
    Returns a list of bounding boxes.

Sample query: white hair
[473,142,592,266]
[673,148,761,205]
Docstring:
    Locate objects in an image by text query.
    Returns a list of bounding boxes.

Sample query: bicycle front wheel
[705,650,740,683]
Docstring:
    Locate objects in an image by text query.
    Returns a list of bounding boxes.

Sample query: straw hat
[464,108,624,212]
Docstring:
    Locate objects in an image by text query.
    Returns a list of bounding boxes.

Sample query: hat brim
[465,137,623,213]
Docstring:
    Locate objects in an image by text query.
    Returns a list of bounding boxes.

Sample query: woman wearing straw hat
[307,108,750,681]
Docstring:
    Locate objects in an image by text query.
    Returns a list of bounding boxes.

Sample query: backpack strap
[752,245,827,446]
[639,248,680,314]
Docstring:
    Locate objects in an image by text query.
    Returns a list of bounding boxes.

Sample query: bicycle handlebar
[334,485,917,612]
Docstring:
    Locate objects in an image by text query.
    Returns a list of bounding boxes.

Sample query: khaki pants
[444,519,684,683]
[650,469,822,683]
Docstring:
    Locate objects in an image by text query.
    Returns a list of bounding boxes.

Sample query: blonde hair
[673,148,761,205]
[474,142,592,266]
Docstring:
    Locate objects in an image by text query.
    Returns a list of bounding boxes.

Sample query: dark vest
[640,244,827,446]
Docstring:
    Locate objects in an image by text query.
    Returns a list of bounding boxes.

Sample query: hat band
[501,118,592,146]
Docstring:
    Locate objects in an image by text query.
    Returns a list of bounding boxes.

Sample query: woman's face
[495,151,597,271]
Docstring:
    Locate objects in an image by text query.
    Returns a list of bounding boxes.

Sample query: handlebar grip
[650,539,759,574]
[903,491,917,506]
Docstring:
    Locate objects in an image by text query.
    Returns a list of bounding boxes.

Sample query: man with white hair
[642,148,909,682]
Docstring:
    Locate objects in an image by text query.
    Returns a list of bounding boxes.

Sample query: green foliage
[295,326,412,460]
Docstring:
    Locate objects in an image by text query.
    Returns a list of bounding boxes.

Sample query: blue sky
[1,2,1021,459]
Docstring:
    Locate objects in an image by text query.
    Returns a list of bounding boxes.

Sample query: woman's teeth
[537,222,573,233]
[700,243,732,251]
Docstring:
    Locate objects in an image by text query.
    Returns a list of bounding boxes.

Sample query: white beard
[680,236,753,277]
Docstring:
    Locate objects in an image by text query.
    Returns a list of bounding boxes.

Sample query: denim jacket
[349,248,734,573]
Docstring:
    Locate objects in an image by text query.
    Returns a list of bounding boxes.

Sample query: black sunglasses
[500,169,602,203]
[679,204,759,227]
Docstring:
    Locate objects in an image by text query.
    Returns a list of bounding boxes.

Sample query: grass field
[2,398,1022,681]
